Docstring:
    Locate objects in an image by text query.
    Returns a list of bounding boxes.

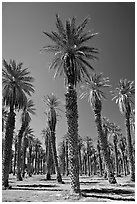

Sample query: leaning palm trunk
[3,108,16,188]
[65,87,80,194]
[94,108,117,184]
[125,112,135,181]
[50,130,62,183]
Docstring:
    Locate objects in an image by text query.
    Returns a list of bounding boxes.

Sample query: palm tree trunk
[113,137,119,177]
[78,147,82,176]
[65,140,69,176]
[46,139,52,180]
[94,109,117,184]
[22,145,27,178]
[3,108,16,188]
[125,115,135,181]
[97,141,103,176]
[65,87,80,194]
[13,141,17,175]
[17,132,24,180]
[28,146,32,176]
[50,131,63,183]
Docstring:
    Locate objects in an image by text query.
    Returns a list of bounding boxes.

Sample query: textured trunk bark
[79,148,82,176]
[28,146,32,176]
[65,140,69,176]
[125,115,135,181]
[113,137,119,177]
[65,87,80,194]
[97,141,103,176]
[94,109,117,184]
[17,122,28,180]
[17,135,23,180]
[46,138,52,180]
[50,131,63,183]
[22,146,27,178]
[3,109,16,188]
[62,142,66,176]
[13,140,17,176]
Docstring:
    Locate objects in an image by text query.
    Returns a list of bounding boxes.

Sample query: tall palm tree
[80,73,117,184]
[2,59,34,188]
[44,93,63,183]
[111,79,135,181]
[17,99,35,180]
[41,15,98,194]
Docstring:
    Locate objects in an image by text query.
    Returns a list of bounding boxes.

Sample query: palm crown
[44,93,62,131]
[111,79,135,115]
[2,59,35,110]
[42,15,98,87]
[80,73,110,108]
[21,99,36,125]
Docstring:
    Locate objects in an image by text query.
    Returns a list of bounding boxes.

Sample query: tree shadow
[81,187,135,201]
[80,181,99,185]
[82,188,134,195]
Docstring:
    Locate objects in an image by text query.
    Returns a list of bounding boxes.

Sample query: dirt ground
[2,174,135,202]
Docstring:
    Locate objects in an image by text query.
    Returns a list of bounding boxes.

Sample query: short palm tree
[2,59,34,188]
[80,73,117,184]
[17,99,35,180]
[111,79,135,181]
[41,15,98,194]
[44,93,63,183]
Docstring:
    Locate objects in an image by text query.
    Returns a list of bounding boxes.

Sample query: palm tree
[33,138,42,174]
[80,73,117,184]
[2,59,34,188]
[44,93,63,183]
[41,15,98,194]
[41,126,53,180]
[22,126,35,177]
[17,99,35,180]
[107,122,121,177]
[111,79,135,181]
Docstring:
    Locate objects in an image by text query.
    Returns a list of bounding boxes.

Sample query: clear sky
[2,2,135,147]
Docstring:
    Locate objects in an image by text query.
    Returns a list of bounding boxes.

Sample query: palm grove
[2,15,135,195]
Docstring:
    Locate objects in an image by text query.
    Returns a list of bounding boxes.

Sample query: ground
[2,174,135,202]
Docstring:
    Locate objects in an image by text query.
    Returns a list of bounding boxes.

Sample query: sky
[2,2,135,147]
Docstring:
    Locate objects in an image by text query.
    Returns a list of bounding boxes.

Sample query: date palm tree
[107,122,121,177]
[2,59,34,188]
[41,15,98,194]
[44,93,63,183]
[80,73,117,184]
[111,79,135,181]
[22,126,34,177]
[41,126,53,180]
[17,99,35,180]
